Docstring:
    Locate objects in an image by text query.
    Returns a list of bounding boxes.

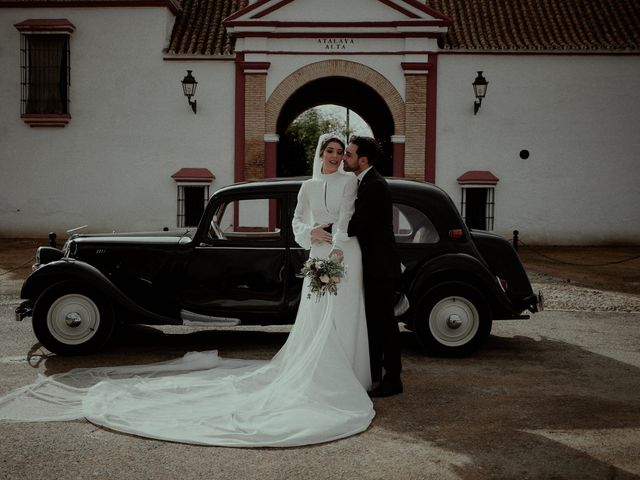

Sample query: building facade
[1,0,639,244]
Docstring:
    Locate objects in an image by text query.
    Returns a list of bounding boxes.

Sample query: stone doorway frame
[236,58,435,182]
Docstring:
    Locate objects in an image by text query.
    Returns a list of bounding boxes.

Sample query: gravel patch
[529,272,640,313]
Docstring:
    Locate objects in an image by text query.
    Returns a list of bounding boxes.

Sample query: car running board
[180,309,241,327]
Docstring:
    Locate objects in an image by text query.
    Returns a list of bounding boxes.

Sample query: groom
[343,136,403,397]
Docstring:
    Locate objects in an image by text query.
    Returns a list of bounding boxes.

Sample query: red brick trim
[240,62,271,71]
[264,141,277,178]
[3,0,179,15]
[234,53,246,183]
[426,54,437,183]
[457,170,500,185]
[378,0,420,18]
[14,18,75,33]
[224,0,268,22]
[228,20,448,28]
[251,0,294,19]
[392,0,451,22]
[21,114,71,128]
[236,51,435,56]
[392,141,405,177]
[438,50,640,56]
[401,62,429,70]
[171,168,215,182]
[225,0,451,24]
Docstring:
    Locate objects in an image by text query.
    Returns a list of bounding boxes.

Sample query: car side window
[393,203,439,244]
[209,198,281,241]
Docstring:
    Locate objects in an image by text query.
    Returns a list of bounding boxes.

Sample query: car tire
[32,282,115,355]
[414,281,492,357]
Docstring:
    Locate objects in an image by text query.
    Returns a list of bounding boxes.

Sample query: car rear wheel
[414,282,492,356]
[33,282,115,355]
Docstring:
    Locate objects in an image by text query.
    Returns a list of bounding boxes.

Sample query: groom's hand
[329,249,344,263]
[311,224,332,244]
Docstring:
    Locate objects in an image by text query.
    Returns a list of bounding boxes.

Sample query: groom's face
[343,143,365,175]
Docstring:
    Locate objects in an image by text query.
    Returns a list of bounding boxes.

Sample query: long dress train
[0,171,373,447]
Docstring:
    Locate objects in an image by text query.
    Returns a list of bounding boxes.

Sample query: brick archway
[265,60,405,135]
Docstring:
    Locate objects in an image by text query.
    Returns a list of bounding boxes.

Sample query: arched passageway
[262,60,406,179]
[276,76,395,176]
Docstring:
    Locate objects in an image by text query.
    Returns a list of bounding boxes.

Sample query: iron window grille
[177,185,210,228]
[460,186,495,231]
[20,34,70,115]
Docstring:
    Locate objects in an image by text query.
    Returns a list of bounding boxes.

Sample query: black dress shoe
[368,378,403,398]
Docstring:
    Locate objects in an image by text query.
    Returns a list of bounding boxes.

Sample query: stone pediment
[225,0,451,37]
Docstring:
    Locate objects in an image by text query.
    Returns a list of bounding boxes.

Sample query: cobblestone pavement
[0,241,639,479]
[529,272,640,313]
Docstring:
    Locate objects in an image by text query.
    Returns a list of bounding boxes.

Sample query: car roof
[216,176,452,201]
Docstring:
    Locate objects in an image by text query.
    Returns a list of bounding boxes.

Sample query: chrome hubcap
[446,313,463,329]
[428,296,479,347]
[65,312,82,328]
[47,294,100,345]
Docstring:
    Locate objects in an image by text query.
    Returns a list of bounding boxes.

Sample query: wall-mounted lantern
[472,71,488,115]
[181,70,198,114]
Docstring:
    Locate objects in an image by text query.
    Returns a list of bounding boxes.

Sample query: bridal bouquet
[301,256,345,300]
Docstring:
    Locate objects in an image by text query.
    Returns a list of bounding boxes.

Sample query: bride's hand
[311,224,332,244]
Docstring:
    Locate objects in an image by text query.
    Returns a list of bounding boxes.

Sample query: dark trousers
[363,276,402,382]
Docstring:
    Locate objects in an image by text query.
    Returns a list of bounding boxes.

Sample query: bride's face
[321,141,344,174]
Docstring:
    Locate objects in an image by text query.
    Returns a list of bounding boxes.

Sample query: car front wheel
[414,282,492,356]
[32,282,115,355]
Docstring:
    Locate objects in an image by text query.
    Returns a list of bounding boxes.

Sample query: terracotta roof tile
[426,0,640,52]
[3,0,637,54]
[167,0,248,55]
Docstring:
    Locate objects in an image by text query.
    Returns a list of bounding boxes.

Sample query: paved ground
[1,240,639,479]
[517,244,640,296]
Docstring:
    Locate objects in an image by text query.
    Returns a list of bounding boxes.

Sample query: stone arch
[265,60,405,135]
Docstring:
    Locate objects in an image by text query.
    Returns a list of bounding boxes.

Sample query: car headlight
[36,246,64,265]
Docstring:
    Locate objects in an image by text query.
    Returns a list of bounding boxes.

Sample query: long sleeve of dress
[332,176,357,251]
[292,182,313,249]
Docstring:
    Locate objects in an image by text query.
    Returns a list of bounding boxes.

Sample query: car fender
[406,253,516,317]
[21,259,180,325]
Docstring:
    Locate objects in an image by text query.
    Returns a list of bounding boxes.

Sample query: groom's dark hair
[349,136,381,166]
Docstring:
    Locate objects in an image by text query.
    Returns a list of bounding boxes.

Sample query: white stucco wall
[436,54,640,245]
[1,6,639,245]
[0,7,236,237]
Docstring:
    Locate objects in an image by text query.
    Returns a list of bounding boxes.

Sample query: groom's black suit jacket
[348,167,402,380]
[347,167,401,281]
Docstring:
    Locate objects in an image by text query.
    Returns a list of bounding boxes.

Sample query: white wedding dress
[0,170,373,447]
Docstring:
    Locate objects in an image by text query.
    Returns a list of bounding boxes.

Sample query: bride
[0,133,374,447]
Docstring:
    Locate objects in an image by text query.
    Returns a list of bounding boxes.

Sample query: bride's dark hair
[319,136,345,157]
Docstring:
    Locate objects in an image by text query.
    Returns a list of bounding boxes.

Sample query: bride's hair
[312,133,346,179]
[319,136,345,158]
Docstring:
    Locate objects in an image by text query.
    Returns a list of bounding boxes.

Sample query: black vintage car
[16,178,541,356]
